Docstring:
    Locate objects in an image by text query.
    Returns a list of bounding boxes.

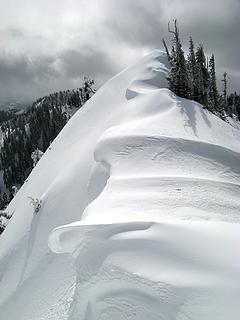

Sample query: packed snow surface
[0,50,240,319]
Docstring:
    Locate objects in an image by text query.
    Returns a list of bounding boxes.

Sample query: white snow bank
[0,50,240,320]
[50,220,240,319]
[49,51,240,319]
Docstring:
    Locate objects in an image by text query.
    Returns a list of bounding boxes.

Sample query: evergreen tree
[2,193,8,208]
[0,220,4,234]
[221,72,230,115]
[208,54,219,112]
[187,37,198,100]
[228,92,240,118]
[31,149,44,167]
[0,195,4,210]
[168,20,190,98]
[195,45,209,105]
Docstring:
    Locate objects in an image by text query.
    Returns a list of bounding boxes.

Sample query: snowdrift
[0,50,240,320]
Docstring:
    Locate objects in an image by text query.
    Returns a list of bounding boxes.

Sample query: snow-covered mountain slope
[0,50,240,320]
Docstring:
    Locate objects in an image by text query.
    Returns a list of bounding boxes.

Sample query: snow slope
[0,50,240,319]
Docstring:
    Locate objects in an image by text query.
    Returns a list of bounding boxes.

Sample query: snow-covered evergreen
[164,20,239,119]
[168,20,190,98]
[31,149,44,167]
[208,54,219,111]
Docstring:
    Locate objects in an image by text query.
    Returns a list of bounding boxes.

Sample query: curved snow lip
[48,219,154,255]
[48,48,240,258]
[46,49,240,319]
[48,217,240,289]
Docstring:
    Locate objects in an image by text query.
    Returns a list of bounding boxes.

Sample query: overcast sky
[0,0,239,103]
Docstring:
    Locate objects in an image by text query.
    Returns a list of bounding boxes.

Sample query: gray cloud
[0,48,117,103]
[5,28,24,38]
[0,0,239,102]
[0,54,59,102]
[58,48,118,80]
[0,55,57,83]
[103,1,165,47]
[101,0,240,90]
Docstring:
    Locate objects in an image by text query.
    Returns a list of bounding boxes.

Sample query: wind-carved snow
[0,51,240,319]
[48,51,240,320]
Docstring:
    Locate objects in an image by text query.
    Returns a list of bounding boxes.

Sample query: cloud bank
[0,0,239,102]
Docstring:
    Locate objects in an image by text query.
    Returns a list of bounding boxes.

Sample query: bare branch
[174,19,178,34]
[162,38,171,62]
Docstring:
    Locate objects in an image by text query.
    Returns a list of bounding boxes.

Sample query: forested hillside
[0,78,95,232]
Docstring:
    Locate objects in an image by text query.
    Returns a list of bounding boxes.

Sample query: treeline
[0,78,95,191]
[163,20,240,119]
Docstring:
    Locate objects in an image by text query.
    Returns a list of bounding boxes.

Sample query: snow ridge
[0,50,240,319]
[48,51,240,319]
